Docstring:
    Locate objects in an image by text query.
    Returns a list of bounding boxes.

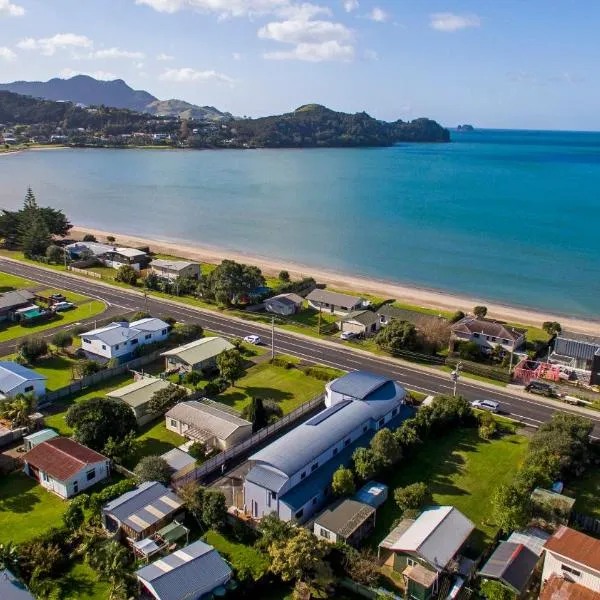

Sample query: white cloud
[264,40,354,62]
[0,46,17,61]
[0,0,25,17]
[368,7,389,22]
[364,48,377,60]
[275,2,330,19]
[58,68,118,80]
[17,33,93,56]
[258,19,351,44]
[159,67,234,85]
[343,0,358,12]
[135,0,288,17]
[156,52,174,61]
[430,12,481,32]
[86,47,145,59]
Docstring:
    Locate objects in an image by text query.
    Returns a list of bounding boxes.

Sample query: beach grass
[371,425,528,553]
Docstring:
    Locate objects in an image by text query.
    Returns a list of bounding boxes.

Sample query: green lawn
[59,561,111,600]
[0,272,35,291]
[507,323,551,344]
[566,469,600,518]
[125,419,186,469]
[38,287,91,304]
[439,365,508,387]
[392,301,455,320]
[372,426,529,553]
[2,353,78,391]
[216,362,325,413]
[0,472,66,544]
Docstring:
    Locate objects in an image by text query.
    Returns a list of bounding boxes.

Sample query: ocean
[1,129,599,318]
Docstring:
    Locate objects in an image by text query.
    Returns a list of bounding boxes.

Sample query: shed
[354,482,388,509]
[530,487,576,525]
[479,541,540,595]
[314,499,376,546]
[160,448,196,474]
[23,428,58,452]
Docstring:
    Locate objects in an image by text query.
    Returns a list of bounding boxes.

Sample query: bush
[188,441,208,463]
[51,330,73,349]
[82,234,97,242]
[458,340,483,361]
[473,305,488,318]
[271,356,296,369]
[74,359,103,378]
[17,338,48,363]
[203,377,228,396]
[45,244,64,264]
[134,456,172,485]
[303,366,340,381]
[88,479,136,513]
[450,310,465,323]
[394,482,428,515]
[115,264,138,285]
[278,270,290,282]
[478,411,498,439]
[171,323,203,344]
[184,370,204,386]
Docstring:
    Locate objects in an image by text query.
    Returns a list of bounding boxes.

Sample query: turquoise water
[1,129,599,318]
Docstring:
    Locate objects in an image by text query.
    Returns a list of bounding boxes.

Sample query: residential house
[540,575,600,600]
[23,428,58,451]
[107,376,186,426]
[80,317,170,362]
[135,540,232,600]
[549,331,600,385]
[102,481,185,542]
[150,259,201,281]
[378,506,475,600]
[165,400,253,450]
[306,289,364,316]
[23,437,110,499]
[264,293,304,316]
[0,290,35,321]
[161,336,234,373]
[0,569,36,600]
[354,482,388,509]
[66,241,114,259]
[243,371,407,523]
[451,317,526,353]
[541,526,600,594]
[0,362,47,399]
[313,499,376,546]
[479,542,540,596]
[102,247,150,271]
[337,310,381,337]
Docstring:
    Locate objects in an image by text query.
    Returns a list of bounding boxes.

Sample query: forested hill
[229,104,450,146]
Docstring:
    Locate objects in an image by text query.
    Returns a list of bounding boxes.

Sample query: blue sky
[0,0,597,129]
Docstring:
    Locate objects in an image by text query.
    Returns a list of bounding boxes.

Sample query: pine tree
[22,213,51,258]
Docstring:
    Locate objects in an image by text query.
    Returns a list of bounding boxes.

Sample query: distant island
[0,86,450,150]
[456,124,474,131]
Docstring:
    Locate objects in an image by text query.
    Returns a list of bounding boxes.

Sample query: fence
[39,350,164,407]
[67,265,102,279]
[446,356,512,383]
[571,512,600,536]
[173,394,325,486]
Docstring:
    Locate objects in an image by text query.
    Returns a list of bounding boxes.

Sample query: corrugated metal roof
[0,290,35,310]
[315,499,375,537]
[0,569,36,600]
[81,318,168,346]
[479,542,539,594]
[151,259,196,270]
[107,377,174,409]
[161,336,234,366]
[306,289,362,307]
[136,540,231,600]
[329,371,391,400]
[23,428,58,446]
[554,336,600,362]
[160,448,195,472]
[245,465,289,493]
[506,528,550,556]
[390,506,475,571]
[0,362,46,394]
[340,310,380,327]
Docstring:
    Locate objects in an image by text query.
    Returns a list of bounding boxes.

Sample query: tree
[178,482,205,526]
[144,271,159,290]
[542,321,562,336]
[269,528,328,583]
[341,547,381,587]
[375,320,419,353]
[0,393,37,428]
[66,397,137,451]
[491,483,531,532]
[332,466,355,496]
[450,310,465,324]
[352,447,382,480]
[394,422,420,452]
[17,337,48,362]
[106,235,116,243]
[241,396,268,431]
[370,428,402,467]
[102,431,139,465]
[257,513,294,551]
[52,330,73,350]
[481,580,516,600]
[216,348,244,386]
[0,542,19,572]
[74,359,103,378]
[184,370,204,387]
[279,270,290,282]
[148,383,188,414]
[458,340,482,361]
[63,497,86,530]
[188,441,208,463]
[394,482,428,515]
[202,490,227,530]
[115,264,138,285]
[45,244,64,264]
[22,212,51,258]
[473,305,488,318]
[82,233,97,242]
[201,259,265,304]
[134,456,172,485]
[478,411,498,439]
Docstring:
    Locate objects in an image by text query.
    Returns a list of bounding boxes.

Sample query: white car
[53,301,74,312]
[471,399,500,413]
[340,331,357,341]
[243,334,262,345]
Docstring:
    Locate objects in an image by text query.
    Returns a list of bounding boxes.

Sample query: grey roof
[554,331,600,361]
[451,317,525,341]
[479,542,539,594]
[267,293,304,307]
[165,400,251,440]
[245,465,290,493]
[316,499,375,538]
[151,259,197,271]
[0,290,35,310]
[379,518,416,549]
[306,288,362,308]
[110,247,147,259]
[130,317,169,332]
[0,569,36,600]
[329,371,391,400]
[107,377,175,409]
[66,241,113,256]
[340,310,380,328]
[250,373,405,480]
[506,528,550,556]
[0,362,46,394]
[136,540,231,600]
[80,318,169,346]
[161,448,196,472]
[377,304,446,325]
[103,481,183,533]
[161,336,234,366]
[23,428,58,446]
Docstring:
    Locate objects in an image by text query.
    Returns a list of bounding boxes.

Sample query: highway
[2,257,600,436]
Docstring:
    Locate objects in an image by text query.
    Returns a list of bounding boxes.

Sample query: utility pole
[451,361,462,397]
[271,316,275,359]
[318,305,322,335]
[143,291,149,313]
[63,247,68,270]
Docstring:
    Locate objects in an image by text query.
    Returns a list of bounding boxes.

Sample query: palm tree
[0,542,19,572]
[0,394,36,428]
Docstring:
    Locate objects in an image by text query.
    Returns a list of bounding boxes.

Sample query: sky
[0,0,598,130]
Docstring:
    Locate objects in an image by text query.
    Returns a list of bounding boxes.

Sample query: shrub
[45,244,64,264]
[394,482,428,515]
[303,366,340,381]
[89,479,136,513]
[188,441,208,463]
[115,264,138,285]
[478,411,498,439]
[74,359,103,378]
[278,270,290,282]
[17,338,48,363]
[134,456,172,485]
[184,370,204,386]
[457,340,483,361]
[473,305,488,318]
[450,310,465,323]
[271,356,296,369]
[51,330,73,349]
[82,234,97,242]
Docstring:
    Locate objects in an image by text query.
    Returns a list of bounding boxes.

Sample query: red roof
[23,437,107,481]
[540,576,600,600]
[544,526,600,573]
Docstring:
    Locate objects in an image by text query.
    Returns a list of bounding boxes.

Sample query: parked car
[243,334,262,345]
[525,380,558,397]
[340,331,358,341]
[53,301,74,312]
[471,399,501,413]
[49,293,67,303]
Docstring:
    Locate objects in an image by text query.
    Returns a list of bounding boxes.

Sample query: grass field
[0,472,66,544]
[1,353,79,391]
[566,469,600,518]
[372,426,529,553]
[0,272,36,291]
[60,561,111,600]
[216,362,325,413]
[125,419,186,469]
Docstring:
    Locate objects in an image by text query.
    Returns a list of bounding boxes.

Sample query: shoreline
[70,226,600,335]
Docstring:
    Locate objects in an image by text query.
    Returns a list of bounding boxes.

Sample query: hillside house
[306,289,364,316]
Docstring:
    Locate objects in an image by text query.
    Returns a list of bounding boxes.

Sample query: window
[378,418,385,427]
[83,338,91,344]
[131,339,138,345]
[407,558,417,567]
[485,335,490,340]
[41,471,49,482]
[115,344,120,350]
[86,469,96,481]
[170,419,177,427]
[73,481,79,493]
[101,344,107,350]
[295,509,304,520]
[271,491,277,500]
[562,565,581,577]
[332,448,338,456]
[145,334,151,340]
[161,329,167,335]
[301,471,307,479]
[473,333,480,338]
[319,528,330,539]
[344,438,351,447]
[311,462,319,472]
[24,385,34,393]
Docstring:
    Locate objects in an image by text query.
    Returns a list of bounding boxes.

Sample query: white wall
[265,301,295,316]
[33,459,109,499]
[542,551,600,593]
[82,328,168,360]
[314,524,338,544]
[5,378,46,398]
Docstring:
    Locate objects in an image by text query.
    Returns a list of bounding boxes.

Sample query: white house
[150,259,201,281]
[306,289,364,316]
[451,317,526,353]
[80,317,170,361]
[0,362,47,399]
[102,247,149,271]
[264,293,304,316]
[23,437,110,499]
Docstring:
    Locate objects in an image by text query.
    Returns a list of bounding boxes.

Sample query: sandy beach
[70,225,600,335]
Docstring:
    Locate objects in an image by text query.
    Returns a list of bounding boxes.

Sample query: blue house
[243,371,409,523]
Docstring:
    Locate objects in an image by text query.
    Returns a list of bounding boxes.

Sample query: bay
[1,129,599,318]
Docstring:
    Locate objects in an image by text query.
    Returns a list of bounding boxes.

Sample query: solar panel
[306,399,352,426]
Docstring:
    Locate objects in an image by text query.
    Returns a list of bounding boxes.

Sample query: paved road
[2,258,600,436]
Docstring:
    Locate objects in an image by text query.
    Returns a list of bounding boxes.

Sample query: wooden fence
[67,265,102,279]
[571,511,600,536]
